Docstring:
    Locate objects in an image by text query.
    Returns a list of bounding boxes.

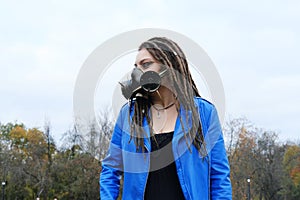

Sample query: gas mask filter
[119,67,168,100]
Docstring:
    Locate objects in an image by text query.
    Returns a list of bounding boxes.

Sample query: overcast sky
[1,0,299,142]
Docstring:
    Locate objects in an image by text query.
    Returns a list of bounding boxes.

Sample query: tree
[224,118,288,200]
[282,144,300,199]
[3,126,49,199]
[52,110,114,199]
[252,131,286,200]
[223,118,257,199]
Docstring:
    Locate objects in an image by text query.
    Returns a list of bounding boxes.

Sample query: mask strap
[159,68,169,77]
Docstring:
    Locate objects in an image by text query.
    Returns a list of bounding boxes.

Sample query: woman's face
[134,48,162,73]
[135,48,174,94]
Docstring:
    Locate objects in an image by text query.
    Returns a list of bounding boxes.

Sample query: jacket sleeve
[205,105,232,200]
[99,109,124,200]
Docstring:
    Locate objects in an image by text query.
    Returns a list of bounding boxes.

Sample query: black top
[144,132,185,200]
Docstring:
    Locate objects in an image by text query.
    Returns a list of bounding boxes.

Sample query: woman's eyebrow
[134,58,150,67]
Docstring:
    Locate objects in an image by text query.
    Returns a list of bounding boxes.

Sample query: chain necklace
[152,102,175,118]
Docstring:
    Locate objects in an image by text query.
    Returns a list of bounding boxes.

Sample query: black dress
[144,132,185,200]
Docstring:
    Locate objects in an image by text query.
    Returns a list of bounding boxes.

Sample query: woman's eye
[141,61,154,69]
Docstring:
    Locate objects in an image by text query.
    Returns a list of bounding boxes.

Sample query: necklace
[152,102,175,118]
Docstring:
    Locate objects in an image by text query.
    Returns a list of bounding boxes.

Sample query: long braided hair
[129,37,206,156]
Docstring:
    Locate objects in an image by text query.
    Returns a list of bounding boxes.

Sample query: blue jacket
[100,97,232,199]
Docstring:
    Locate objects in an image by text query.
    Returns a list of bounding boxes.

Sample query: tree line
[0,113,113,200]
[0,116,299,199]
[224,118,300,200]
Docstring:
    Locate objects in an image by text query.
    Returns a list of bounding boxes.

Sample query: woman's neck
[150,87,177,107]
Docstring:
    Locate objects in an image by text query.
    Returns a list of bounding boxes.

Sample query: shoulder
[193,96,215,114]
[114,102,131,129]
[119,102,130,114]
[193,97,219,131]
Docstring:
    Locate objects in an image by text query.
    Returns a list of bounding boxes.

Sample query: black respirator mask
[119,67,169,100]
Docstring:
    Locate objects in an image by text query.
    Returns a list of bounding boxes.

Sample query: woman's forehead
[135,48,154,64]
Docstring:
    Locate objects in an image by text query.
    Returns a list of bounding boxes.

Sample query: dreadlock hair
[129,37,206,156]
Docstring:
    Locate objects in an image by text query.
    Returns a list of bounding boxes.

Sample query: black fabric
[144,132,185,200]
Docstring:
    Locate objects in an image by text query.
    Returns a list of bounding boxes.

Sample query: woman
[100,37,232,200]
